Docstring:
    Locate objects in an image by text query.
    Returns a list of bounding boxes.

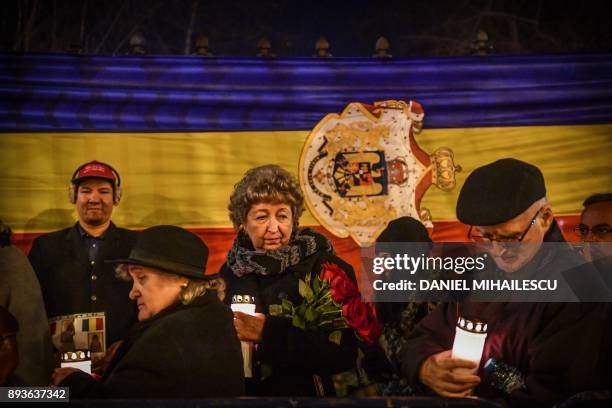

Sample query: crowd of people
[0,158,611,405]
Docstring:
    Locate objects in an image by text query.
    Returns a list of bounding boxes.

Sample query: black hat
[107,225,212,280]
[376,216,432,243]
[456,158,546,226]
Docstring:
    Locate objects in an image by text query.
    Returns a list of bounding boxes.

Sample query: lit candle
[231,294,256,378]
[231,294,256,315]
[61,350,92,374]
[451,316,488,374]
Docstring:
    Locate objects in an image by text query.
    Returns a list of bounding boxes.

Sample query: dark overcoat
[61,291,245,398]
[28,222,138,345]
[221,249,359,396]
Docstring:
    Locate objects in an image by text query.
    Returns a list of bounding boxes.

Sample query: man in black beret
[401,158,612,406]
[456,158,562,274]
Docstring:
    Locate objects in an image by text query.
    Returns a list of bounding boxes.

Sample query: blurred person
[221,165,380,396]
[0,306,18,386]
[374,216,437,396]
[0,219,54,385]
[577,193,612,250]
[52,225,244,398]
[576,193,612,290]
[28,161,139,348]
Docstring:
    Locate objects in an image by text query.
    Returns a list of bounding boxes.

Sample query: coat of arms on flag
[299,100,461,246]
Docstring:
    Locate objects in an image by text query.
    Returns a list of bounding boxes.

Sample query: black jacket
[221,249,359,397]
[28,222,138,346]
[60,291,245,398]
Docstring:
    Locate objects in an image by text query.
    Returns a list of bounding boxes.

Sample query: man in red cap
[28,161,139,351]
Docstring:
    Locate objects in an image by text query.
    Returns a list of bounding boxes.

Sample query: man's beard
[81,207,110,226]
[84,216,107,226]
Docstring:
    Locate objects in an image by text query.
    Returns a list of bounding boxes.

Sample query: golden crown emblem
[431,147,462,192]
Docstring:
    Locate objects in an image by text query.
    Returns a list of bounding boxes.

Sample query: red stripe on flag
[12,216,581,282]
[96,317,103,330]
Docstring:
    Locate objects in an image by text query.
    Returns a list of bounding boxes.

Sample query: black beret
[376,216,432,243]
[456,158,546,226]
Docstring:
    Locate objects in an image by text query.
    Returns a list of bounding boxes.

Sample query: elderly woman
[221,165,379,396]
[52,225,244,398]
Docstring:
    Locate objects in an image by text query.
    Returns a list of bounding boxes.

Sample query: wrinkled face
[243,202,293,251]
[580,201,612,260]
[474,203,551,273]
[76,179,114,227]
[128,265,187,321]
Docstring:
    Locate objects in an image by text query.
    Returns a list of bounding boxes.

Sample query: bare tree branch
[112,2,164,55]
[80,0,88,49]
[184,0,200,55]
[508,16,521,53]
[52,0,58,51]
[13,0,23,51]
[23,0,39,52]
[95,1,127,54]
[481,11,537,26]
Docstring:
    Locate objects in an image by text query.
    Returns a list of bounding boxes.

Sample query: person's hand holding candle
[418,350,481,397]
[233,311,266,342]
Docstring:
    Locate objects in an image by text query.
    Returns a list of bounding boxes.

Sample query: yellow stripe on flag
[1,125,610,233]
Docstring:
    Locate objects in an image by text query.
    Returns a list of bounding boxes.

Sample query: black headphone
[68,161,122,205]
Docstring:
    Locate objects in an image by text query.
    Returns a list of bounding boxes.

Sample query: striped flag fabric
[1,53,611,273]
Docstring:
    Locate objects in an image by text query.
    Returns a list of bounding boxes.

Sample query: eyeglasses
[468,208,543,243]
[574,224,611,240]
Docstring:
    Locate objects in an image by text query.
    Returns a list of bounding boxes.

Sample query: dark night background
[1,0,611,57]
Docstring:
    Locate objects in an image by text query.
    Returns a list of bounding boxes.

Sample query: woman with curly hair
[221,164,379,396]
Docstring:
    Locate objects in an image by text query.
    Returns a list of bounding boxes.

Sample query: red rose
[320,263,359,303]
[341,298,382,345]
[320,262,344,282]
[341,297,368,327]
[355,311,382,345]
[320,262,381,345]
[332,276,359,303]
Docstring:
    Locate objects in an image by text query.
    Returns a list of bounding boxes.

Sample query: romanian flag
[1,53,611,272]
[81,317,104,332]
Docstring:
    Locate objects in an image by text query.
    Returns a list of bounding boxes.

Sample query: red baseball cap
[72,161,117,184]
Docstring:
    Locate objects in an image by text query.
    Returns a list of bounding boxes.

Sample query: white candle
[61,350,92,374]
[231,294,256,378]
[451,317,488,374]
[231,303,256,315]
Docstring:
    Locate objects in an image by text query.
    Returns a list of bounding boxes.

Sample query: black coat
[60,291,245,398]
[221,249,359,397]
[28,222,138,346]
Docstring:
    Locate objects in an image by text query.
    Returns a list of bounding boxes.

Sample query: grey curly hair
[228,164,305,230]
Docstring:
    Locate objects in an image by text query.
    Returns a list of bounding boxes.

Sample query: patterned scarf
[226,227,333,277]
